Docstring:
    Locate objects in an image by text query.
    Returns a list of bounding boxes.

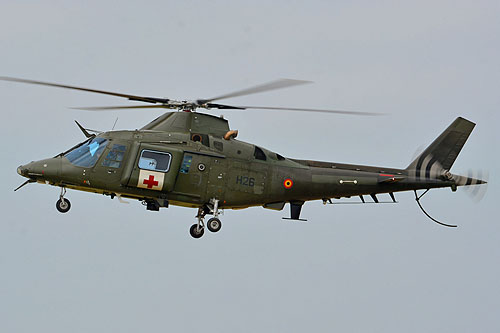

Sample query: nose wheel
[56,187,71,213]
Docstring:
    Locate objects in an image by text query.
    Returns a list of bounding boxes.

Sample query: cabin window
[254,146,267,161]
[180,155,193,174]
[64,137,108,168]
[102,144,127,168]
[138,150,172,172]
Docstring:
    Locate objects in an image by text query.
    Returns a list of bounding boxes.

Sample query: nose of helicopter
[17,165,25,176]
[17,157,61,180]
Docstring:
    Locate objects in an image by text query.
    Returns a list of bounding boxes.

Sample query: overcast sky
[0,1,499,332]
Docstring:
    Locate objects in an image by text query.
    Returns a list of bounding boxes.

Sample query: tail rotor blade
[463,169,489,203]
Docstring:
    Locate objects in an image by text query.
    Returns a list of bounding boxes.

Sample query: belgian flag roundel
[283,178,293,189]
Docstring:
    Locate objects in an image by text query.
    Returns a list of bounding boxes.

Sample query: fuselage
[17,128,455,211]
[6,79,485,237]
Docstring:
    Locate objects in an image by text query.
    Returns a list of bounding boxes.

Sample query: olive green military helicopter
[3,76,486,238]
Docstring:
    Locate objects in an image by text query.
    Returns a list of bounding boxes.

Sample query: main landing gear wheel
[190,224,204,238]
[56,198,71,213]
[207,218,222,233]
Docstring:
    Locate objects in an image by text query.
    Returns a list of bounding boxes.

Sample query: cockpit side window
[102,144,127,168]
[64,137,108,167]
[276,153,286,161]
[254,146,267,161]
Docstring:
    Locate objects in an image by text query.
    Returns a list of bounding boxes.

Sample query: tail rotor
[454,169,489,202]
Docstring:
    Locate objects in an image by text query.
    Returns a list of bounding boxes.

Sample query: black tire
[207,218,222,233]
[189,224,204,238]
[56,198,71,213]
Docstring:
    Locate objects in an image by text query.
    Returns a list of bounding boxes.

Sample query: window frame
[64,137,109,168]
[138,149,172,173]
[102,144,127,169]
[254,146,267,161]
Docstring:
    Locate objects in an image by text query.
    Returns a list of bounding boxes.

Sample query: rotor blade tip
[280,78,313,84]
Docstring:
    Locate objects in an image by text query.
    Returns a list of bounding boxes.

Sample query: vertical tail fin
[406,117,476,177]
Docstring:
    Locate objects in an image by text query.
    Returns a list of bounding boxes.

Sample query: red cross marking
[143,175,159,189]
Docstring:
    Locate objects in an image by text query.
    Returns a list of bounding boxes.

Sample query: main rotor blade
[0,76,170,104]
[71,105,172,111]
[206,103,246,110]
[213,104,383,116]
[198,78,311,104]
[73,103,381,116]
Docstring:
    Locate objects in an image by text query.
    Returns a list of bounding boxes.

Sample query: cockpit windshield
[64,137,108,167]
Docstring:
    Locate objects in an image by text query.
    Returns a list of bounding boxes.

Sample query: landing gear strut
[189,207,205,238]
[207,198,222,233]
[188,199,223,238]
[56,187,71,213]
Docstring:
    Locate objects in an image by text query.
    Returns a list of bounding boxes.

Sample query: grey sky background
[0,1,499,332]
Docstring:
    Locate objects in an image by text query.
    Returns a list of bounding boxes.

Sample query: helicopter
[3,76,487,238]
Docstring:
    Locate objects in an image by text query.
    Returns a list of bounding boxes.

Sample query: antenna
[112,117,118,130]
